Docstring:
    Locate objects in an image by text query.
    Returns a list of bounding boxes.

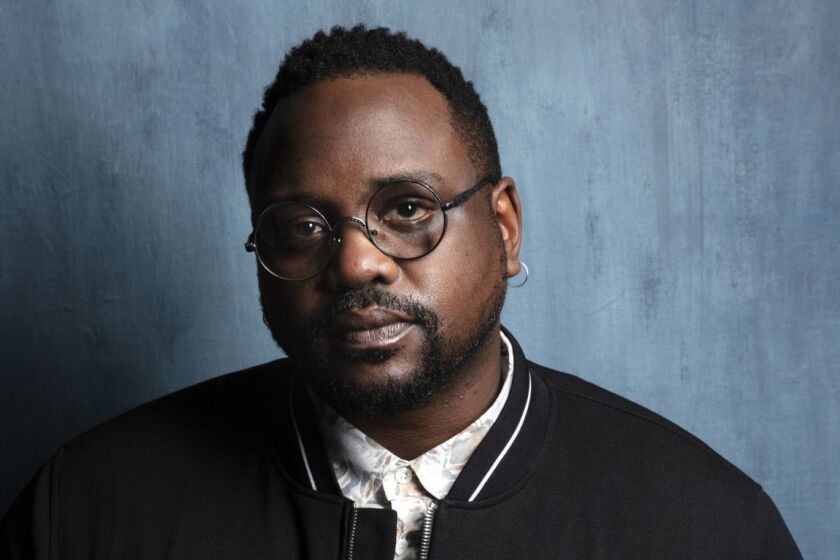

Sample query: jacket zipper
[418,501,438,560]
[346,505,359,560]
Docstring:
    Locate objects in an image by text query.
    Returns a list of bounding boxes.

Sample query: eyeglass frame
[244,173,500,281]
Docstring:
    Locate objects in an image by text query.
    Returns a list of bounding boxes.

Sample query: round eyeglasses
[245,174,498,281]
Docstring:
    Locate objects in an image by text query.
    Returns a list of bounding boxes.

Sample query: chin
[309,345,442,417]
[282,328,443,416]
[335,349,422,384]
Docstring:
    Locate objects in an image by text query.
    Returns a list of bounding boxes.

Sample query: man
[1,25,801,559]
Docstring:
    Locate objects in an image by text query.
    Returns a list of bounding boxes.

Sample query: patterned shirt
[313,332,515,560]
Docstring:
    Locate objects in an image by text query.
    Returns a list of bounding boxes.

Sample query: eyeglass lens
[253,181,446,280]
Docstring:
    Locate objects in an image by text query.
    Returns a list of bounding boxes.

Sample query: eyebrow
[370,170,446,189]
[264,192,321,205]
[261,170,449,209]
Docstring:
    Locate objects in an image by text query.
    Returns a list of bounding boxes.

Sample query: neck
[337,329,504,459]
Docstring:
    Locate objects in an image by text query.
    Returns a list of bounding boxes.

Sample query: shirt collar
[314,331,515,502]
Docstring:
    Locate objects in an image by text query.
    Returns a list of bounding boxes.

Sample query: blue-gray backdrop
[1,1,837,556]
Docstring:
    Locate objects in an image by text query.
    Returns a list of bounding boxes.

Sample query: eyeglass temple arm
[440,174,499,211]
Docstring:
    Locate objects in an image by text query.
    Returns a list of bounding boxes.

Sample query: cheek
[417,216,503,326]
[258,274,319,336]
[451,212,504,279]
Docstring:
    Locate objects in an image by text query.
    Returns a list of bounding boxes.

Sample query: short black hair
[242,25,501,200]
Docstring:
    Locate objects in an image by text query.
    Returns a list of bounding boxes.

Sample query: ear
[490,177,523,279]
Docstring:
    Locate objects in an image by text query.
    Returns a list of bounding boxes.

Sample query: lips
[329,307,417,349]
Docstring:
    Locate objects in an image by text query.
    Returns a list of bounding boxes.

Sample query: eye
[273,218,328,250]
[395,202,421,219]
[381,197,436,225]
[287,220,325,238]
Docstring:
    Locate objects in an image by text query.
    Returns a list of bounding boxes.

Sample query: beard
[261,279,507,418]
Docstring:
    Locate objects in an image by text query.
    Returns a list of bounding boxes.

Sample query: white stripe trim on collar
[467,368,532,501]
[289,384,318,491]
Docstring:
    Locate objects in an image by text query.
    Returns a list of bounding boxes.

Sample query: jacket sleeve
[0,457,56,560]
[747,487,803,560]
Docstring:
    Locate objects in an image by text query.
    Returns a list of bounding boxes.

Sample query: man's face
[249,73,519,417]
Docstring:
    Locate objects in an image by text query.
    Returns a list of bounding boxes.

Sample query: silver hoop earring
[508,261,529,288]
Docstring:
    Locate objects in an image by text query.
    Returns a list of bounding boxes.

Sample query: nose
[326,217,400,289]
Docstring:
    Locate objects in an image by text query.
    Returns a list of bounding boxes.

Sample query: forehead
[249,73,475,207]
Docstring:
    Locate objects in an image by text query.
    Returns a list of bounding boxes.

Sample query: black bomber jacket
[1,328,802,559]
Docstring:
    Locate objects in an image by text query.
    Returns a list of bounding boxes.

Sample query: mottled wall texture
[1,1,837,556]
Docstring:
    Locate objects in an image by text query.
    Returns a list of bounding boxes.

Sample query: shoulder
[526,364,804,556]
[44,359,296,512]
[530,361,760,498]
[59,359,292,466]
[1,360,297,558]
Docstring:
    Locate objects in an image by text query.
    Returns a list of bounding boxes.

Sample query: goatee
[261,284,506,417]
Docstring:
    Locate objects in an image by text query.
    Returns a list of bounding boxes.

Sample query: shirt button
[395,538,408,555]
[395,467,412,484]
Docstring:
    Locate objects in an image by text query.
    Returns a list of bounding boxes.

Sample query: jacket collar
[444,326,550,503]
[277,326,551,503]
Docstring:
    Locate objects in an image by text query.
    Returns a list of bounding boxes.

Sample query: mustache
[307,287,438,334]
